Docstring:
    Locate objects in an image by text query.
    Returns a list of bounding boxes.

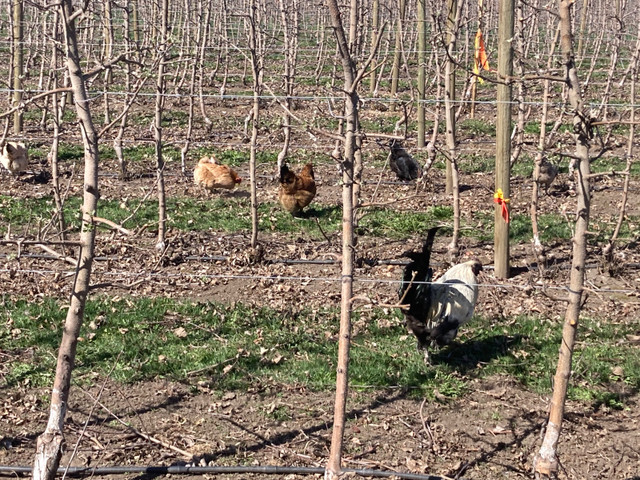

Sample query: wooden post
[494,0,514,279]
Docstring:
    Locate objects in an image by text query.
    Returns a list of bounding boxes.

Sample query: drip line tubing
[0,464,459,480]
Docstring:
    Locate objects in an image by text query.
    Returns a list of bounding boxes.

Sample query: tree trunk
[32,1,100,479]
[531,25,560,263]
[248,0,263,249]
[325,0,357,477]
[416,0,426,147]
[444,0,462,256]
[444,0,457,195]
[533,0,592,476]
[389,0,406,106]
[368,0,379,96]
[12,0,23,134]
[154,0,169,251]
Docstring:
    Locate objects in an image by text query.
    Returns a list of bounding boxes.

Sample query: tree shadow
[296,204,340,219]
[130,389,413,480]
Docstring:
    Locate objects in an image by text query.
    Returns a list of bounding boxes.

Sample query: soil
[1,109,640,479]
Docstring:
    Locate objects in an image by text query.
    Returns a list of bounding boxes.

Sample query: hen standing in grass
[399,227,483,362]
[0,142,28,176]
[388,139,422,181]
[278,163,316,216]
[193,156,242,192]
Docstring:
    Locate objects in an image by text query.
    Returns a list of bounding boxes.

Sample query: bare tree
[12,0,23,133]
[443,0,463,257]
[531,25,561,264]
[276,0,300,174]
[533,0,594,476]
[247,0,265,249]
[325,0,357,475]
[153,0,169,251]
[32,1,101,478]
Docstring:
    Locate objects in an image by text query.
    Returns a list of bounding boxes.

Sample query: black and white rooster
[388,139,422,181]
[399,227,483,362]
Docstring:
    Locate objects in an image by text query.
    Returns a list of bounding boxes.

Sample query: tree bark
[32,1,100,479]
[154,0,169,251]
[444,0,462,256]
[12,0,23,134]
[533,0,592,476]
[325,0,357,477]
[416,0,426,147]
[248,0,263,249]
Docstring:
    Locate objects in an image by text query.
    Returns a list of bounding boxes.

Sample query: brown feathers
[0,142,28,175]
[278,163,316,215]
[194,156,242,191]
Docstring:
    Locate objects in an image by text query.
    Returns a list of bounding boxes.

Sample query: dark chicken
[537,157,558,195]
[278,163,316,216]
[388,139,422,181]
[399,228,483,362]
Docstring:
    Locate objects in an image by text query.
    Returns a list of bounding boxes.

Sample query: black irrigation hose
[0,465,458,480]
[5,252,640,272]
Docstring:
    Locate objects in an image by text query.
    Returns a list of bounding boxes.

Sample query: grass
[0,192,453,240]
[3,191,637,247]
[1,295,638,407]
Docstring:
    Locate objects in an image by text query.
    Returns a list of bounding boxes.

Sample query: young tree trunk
[533,0,592,476]
[444,0,462,256]
[325,0,357,476]
[368,0,379,96]
[114,0,138,180]
[389,0,406,106]
[32,2,101,479]
[154,0,169,251]
[248,0,264,249]
[494,0,514,279]
[603,16,637,266]
[102,0,114,125]
[444,0,457,195]
[531,24,560,263]
[276,0,299,174]
[181,0,209,175]
[48,10,67,242]
[416,0,426,147]
[12,0,23,134]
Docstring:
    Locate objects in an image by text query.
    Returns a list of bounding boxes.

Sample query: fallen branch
[91,215,133,235]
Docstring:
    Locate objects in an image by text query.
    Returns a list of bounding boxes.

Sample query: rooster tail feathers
[398,227,440,318]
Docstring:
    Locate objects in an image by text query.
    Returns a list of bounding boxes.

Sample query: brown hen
[194,156,241,192]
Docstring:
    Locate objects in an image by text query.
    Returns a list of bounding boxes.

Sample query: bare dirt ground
[2,122,640,479]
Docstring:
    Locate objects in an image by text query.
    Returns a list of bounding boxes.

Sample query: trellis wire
[4,88,640,109]
[1,266,637,295]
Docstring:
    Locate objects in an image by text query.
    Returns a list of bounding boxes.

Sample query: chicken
[278,163,316,216]
[536,157,558,195]
[399,228,483,362]
[193,156,242,192]
[0,142,28,175]
[388,139,422,181]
